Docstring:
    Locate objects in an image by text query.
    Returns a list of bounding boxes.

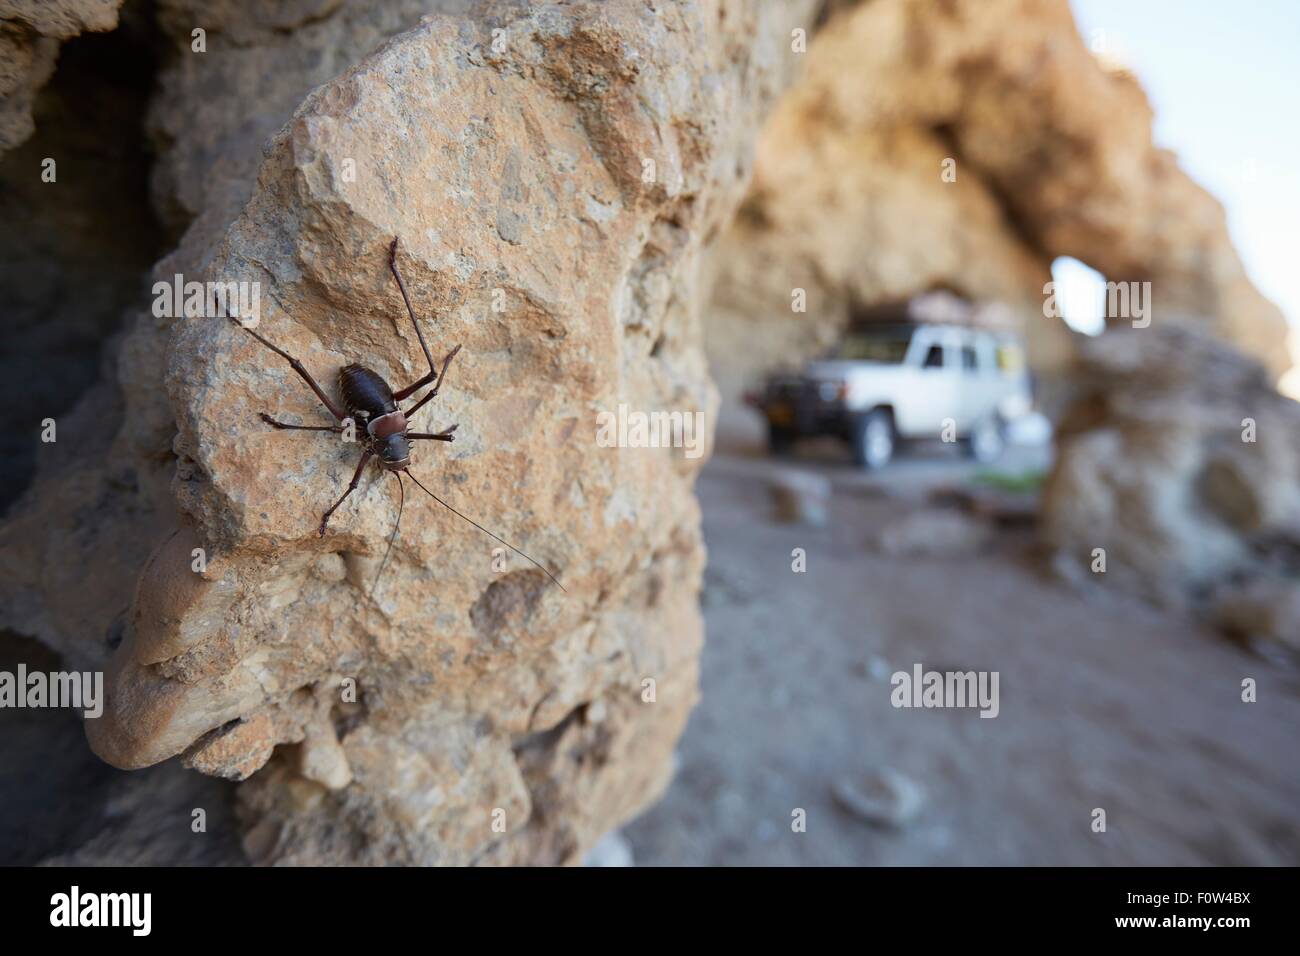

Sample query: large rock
[704,0,1289,409]
[0,0,820,865]
[1041,325,1300,607]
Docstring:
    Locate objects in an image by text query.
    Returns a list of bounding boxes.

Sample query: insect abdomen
[339,364,397,419]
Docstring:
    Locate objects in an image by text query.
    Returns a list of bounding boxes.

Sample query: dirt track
[626,427,1300,865]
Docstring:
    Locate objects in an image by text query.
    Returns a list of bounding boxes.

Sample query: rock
[704,0,1288,412]
[145,0,469,239]
[1041,325,1300,607]
[769,469,832,525]
[582,829,634,867]
[832,767,926,829]
[0,0,821,865]
[298,717,353,791]
[0,0,123,153]
[37,761,243,866]
[929,484,1039,528]
[1212,579,1300,654]
[0,4,164,516]
[875,509,992,557]
[182,713,276,782]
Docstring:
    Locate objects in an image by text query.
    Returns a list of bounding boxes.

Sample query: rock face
[703,0,1290,408]
[0,8,163,510]
[0,0,123,153]
[0,0,819,864]
[1041,325,1300,608]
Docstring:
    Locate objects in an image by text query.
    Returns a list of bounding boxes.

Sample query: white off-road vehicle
[753,316,1034,469]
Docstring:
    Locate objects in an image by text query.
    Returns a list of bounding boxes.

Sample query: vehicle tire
[963,415,1005,463]
[851,409,895,470]
[767,424,797,456]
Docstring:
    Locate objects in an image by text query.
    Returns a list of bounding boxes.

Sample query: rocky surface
[0,6,163,513]
[4,0,1292,869]
[0,0,123,153]
[1042,325,1300,608]
[0,0,821,865]
[703,0,1290,408]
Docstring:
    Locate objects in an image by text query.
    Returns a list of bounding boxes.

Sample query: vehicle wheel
[851,410,895,469]
[767,424,797,456]
[963,415,1005,463]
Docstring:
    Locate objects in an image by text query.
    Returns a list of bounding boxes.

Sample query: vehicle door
[898,325,961,437]
[956,332,999,428]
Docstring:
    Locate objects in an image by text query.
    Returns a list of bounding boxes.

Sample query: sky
[1066,0,1300,337]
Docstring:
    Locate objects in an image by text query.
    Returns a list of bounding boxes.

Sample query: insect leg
[402,344,461,416]
[228,315,346,421]
[388,237,441,400]
[259,413,344,432]
[407,425,458,442]
[318,449,374,536]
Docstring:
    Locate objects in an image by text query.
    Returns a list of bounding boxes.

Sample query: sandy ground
[624,415,1300,865]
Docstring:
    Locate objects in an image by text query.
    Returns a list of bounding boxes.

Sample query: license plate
[767,403,793,426]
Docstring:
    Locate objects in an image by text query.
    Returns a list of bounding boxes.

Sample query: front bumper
[761,381,852,437]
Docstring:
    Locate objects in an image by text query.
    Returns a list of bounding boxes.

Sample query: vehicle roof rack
[848,291,1016,332]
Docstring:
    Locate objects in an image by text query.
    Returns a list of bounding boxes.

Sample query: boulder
[1041,325,1300,607]
[0,0,821,865]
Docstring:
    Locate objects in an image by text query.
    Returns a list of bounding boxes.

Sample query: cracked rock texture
[0,0,818,864]
[703,0,1290,406]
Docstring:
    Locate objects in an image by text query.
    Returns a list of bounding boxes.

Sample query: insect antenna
[368,470,406,604]
[405,471,566,592]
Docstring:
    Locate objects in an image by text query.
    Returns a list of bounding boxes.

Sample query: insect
[228,237,564,596]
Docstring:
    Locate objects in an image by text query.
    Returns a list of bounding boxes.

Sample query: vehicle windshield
[828,327,913,364]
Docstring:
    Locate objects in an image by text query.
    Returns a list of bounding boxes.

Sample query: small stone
[298,720,353,791]
[832,767,926,829]
[181,713,275,781]
[583,830,634,867]
[769,469,832,526]
[1212,579,1300,653]
[875,509,991,557]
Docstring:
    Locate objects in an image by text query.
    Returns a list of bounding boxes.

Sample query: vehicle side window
[923,344,945,369]
[961,346,978,372]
